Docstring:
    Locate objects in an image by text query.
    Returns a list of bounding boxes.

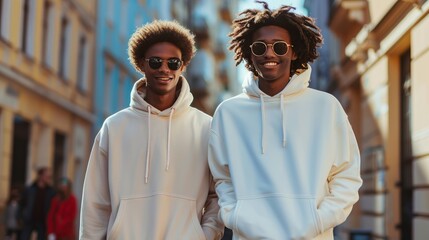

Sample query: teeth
[158,77,170,80]
[264,62,278,66]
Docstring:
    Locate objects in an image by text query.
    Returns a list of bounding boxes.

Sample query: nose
[158,61,170,73]
[265,44,276,58]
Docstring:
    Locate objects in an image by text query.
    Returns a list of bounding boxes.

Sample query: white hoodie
[209,66,362,240]
[80,77,224,240]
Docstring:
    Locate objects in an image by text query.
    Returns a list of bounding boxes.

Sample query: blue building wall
[94,0,156,136]
[304,0,333,92]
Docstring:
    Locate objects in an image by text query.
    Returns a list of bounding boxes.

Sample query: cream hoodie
[209,66,362,240]
[80,77,223,240]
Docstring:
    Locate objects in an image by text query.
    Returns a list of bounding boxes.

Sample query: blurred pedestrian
[80,20,223,239]
[4,188,21,240]
[209,1,362,239]
[20,167,55,240]
[47,177,77,240]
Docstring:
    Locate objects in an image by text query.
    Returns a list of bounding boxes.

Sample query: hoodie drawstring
[145,106,152,183]
[280,94,287,147]
[166,108,175,171]
[260,95,266,154]
[145,106,175,183]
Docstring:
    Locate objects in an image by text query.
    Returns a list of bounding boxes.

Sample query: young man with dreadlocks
[80,20,224,239]
[208,2,362,239]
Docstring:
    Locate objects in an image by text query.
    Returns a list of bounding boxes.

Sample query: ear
[138,60,146,73]
[180,64,187,72]
[291,50,298,60]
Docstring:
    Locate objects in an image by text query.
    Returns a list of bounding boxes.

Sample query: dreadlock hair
[128,20,196,73]
[229,1,323,76]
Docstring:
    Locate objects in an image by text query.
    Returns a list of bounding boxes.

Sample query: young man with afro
[80,20,223,240]
[208,2,362,239]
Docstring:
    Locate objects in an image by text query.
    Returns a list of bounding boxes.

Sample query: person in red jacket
[47,178,77,240]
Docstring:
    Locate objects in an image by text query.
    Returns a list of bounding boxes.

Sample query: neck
[258,76,290,96]
[145,90,178,111]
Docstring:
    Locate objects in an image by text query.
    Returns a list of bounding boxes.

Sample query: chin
[259,75,279,82]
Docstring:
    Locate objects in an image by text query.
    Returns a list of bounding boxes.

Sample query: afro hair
[229,1,323,76]
[128,20,196,73]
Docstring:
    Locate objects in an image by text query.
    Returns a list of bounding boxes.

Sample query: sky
[239,0,308,16]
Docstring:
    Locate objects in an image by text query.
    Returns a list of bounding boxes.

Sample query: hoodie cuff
[202,226,223,240]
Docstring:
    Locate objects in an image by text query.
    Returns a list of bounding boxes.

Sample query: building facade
[0,0,96,221]
[93,0,154,135]
[171,0,240,114]
[304,0,335,92]
[329,0,429,239]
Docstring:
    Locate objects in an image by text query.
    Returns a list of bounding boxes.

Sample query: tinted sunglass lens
[274,42,288,55]
[252,42,267,56]
[148,58,162,69]
[167,59,182,70]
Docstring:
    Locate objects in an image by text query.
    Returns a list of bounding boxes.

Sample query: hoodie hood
[242,65,312,154]
[130,75,194,116]
[129,75,194,183]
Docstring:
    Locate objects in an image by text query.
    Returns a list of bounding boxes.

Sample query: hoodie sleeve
[208,129,237,231]
[201,175,224,240]
[317,111,362,233]
[79,126,111,239]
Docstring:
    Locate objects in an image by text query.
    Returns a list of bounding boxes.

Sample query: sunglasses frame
[145,57,183,71]
[250,41,293,56]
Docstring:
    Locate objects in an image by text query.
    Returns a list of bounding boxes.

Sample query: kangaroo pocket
[233,195,321,240]
[107,194,206,240]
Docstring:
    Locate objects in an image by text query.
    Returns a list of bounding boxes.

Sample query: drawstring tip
[145,177,148,184]
[283,140,286,147]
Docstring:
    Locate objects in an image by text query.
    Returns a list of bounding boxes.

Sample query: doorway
[399,49,412,240]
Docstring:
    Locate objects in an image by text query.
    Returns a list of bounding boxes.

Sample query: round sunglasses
[145,57,183,71]
[250,41,293,56]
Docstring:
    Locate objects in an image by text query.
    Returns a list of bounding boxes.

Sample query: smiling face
[142,42,185,96]
[250,25,296,91]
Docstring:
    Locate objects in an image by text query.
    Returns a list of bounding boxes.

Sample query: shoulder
[105,108,134,125]
[214,93,248,114]
[305,88,347,120]
[187,107,212,127]
[304,89,344,109]
[305,88,338,102]
[189,107,212,121]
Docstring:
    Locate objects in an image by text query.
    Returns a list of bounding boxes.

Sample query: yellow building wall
[0,0,94,112]
[330,0,429,239]
[411,9,429,238]
[0,0,95,212]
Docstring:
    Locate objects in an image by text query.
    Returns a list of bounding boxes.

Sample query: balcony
[329,0,369,44]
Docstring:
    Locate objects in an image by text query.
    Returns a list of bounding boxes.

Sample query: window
[53,131,67,183]
[104,66,112,115]
[59,16,71,80]
[0,0,12,40]
[118,74,125,108]
[21,0,28,51]
[11,116,31,190]
[120,0,128,37]
[20,0,35,56]
[77,34,89,92]
[42,0,54,68]
[106,0,115,23]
